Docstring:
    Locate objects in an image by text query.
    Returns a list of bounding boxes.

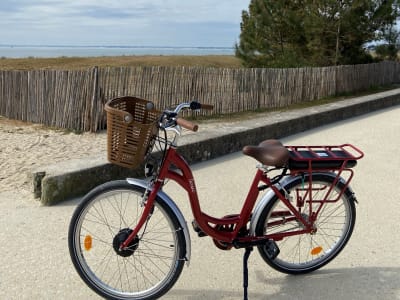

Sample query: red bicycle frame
[120,145,313,250]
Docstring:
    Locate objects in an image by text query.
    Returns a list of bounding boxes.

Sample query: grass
[0,55,243,70]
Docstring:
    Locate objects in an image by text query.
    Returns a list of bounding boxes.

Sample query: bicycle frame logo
[188,178,196,193]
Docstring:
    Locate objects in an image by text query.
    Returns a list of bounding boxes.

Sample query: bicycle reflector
[84,235,93,251]
[311,246,323,255]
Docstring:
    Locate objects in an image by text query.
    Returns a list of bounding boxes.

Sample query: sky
[0,0,249,47]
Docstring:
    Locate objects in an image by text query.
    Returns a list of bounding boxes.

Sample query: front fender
[126,178,191,266]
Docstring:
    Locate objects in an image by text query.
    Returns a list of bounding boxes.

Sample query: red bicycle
[68,97,364,300]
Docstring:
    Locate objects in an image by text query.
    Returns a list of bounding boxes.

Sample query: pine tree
[375,24,400,60]
[236,0,400,67]
[235,0,308,67]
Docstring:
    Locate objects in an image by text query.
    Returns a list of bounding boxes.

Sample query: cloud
[0,0,248,46]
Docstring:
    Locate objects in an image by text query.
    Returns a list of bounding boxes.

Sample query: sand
[0,116,107,194]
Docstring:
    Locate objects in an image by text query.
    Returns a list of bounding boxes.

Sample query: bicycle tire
[255,173,356,275]
[68,180,186,300]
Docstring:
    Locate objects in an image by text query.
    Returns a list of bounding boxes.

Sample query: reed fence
[0,61,399,132]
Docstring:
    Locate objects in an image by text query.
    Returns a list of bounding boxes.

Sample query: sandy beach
[0,117,107,194]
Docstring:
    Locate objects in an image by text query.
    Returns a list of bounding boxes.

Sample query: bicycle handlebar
[160,100,213,132]
[199,103,214,110]
[172,101,214,114]
[176,118,199,132]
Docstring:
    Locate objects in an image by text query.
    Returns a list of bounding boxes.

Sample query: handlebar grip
[176,118,199,132]
[200,103,214,110]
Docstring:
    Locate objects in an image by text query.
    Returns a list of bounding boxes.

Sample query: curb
[33,88,400,205]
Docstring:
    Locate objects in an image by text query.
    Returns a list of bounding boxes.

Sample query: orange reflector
[311,246,323,255]
[84,235,93,251]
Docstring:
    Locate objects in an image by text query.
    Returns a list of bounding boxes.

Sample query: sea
[0,45,235,58]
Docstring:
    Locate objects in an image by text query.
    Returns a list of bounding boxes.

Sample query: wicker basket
[105,96,159,169]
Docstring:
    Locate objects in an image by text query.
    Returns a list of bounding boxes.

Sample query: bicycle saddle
[243,139,289,167]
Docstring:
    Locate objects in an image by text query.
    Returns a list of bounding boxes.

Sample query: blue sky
[0,0,249,47]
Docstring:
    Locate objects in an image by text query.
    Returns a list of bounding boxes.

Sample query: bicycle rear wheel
[255,173,356,274]
[68,180,186,300]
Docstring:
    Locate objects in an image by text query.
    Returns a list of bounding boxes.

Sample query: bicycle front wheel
[68,180,186,300]
[255,173,356,275]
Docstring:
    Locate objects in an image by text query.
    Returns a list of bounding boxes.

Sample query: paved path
[1,106,399,299]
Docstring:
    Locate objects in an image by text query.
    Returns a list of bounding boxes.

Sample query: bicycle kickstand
[243,246,253,300]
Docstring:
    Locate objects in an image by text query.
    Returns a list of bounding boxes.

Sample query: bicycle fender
[126,178,191,266]
[249,172,353,236]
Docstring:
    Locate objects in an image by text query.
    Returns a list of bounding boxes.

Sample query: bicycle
[68,96,364,300]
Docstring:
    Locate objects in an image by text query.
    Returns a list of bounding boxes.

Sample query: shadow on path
[169,267,399,300]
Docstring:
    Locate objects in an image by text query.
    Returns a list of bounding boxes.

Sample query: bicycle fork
[119,180,161,250]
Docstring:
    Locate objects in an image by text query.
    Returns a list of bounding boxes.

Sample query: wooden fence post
[90,66,99,132]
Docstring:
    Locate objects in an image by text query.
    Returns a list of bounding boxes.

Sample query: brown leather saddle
[242,139,289,167]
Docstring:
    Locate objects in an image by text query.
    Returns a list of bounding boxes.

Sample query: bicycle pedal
[264,240,280,259]
[191,220,207,237]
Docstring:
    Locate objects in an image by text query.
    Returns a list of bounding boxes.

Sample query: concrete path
[1,105,399,299]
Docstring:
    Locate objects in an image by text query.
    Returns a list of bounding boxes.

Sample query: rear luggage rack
[287,144,364,171]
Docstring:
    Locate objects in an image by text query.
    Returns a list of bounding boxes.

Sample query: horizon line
[0,44,235,49]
